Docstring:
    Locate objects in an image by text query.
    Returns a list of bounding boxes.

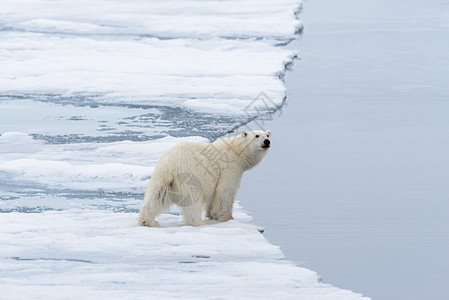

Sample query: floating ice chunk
[0,132,42,144]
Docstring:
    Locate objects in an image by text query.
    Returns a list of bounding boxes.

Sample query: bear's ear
[241,130,248,138]
[266,130,271,136]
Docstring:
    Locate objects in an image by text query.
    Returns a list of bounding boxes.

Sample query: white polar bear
[138,130,271,227]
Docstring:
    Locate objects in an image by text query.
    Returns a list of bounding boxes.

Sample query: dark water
[239,0,449,299]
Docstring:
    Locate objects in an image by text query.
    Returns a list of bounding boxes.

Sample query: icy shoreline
[0,205,368,300]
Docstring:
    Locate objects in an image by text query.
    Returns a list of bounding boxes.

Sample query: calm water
[239,0,449,299]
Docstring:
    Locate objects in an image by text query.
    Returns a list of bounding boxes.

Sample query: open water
[240,1,449,299]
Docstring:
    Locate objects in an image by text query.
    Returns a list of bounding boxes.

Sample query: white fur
[138,130,271,227]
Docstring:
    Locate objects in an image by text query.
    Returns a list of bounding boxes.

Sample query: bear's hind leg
[138,187,171,227]
[181,200,207,226]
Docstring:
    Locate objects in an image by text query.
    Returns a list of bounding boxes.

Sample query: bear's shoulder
[170,141,209,152]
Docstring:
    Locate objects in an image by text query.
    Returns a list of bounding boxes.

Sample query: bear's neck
[241,149,266,171]
[226,138,266,171]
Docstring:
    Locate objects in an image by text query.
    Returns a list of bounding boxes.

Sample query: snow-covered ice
[0,0,299,114]
[0,0,368,298]
[0,205,367,299]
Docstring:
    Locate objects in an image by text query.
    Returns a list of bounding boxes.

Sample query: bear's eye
[267,135,270,138]
[255,135,259,138]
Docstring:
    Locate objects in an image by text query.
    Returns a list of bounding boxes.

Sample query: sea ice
[0,204,368,300]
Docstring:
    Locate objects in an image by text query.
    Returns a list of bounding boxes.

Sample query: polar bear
[138,130,271,227]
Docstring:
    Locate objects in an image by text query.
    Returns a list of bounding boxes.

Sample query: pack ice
[0,0,368,298]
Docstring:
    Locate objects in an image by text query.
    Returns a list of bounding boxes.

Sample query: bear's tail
[138,173,173,227]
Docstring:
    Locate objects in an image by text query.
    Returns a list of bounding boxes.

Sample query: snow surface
[0,205,367,300]
[1,0,368,298]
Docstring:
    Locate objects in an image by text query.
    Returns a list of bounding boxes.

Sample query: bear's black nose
[264,139,270,147]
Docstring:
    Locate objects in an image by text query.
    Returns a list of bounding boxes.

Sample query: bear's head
[240,130,271,152]
[237,130,271,170]
[220,130,271,170]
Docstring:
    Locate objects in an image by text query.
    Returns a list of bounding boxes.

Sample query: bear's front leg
[208,178,240,222]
